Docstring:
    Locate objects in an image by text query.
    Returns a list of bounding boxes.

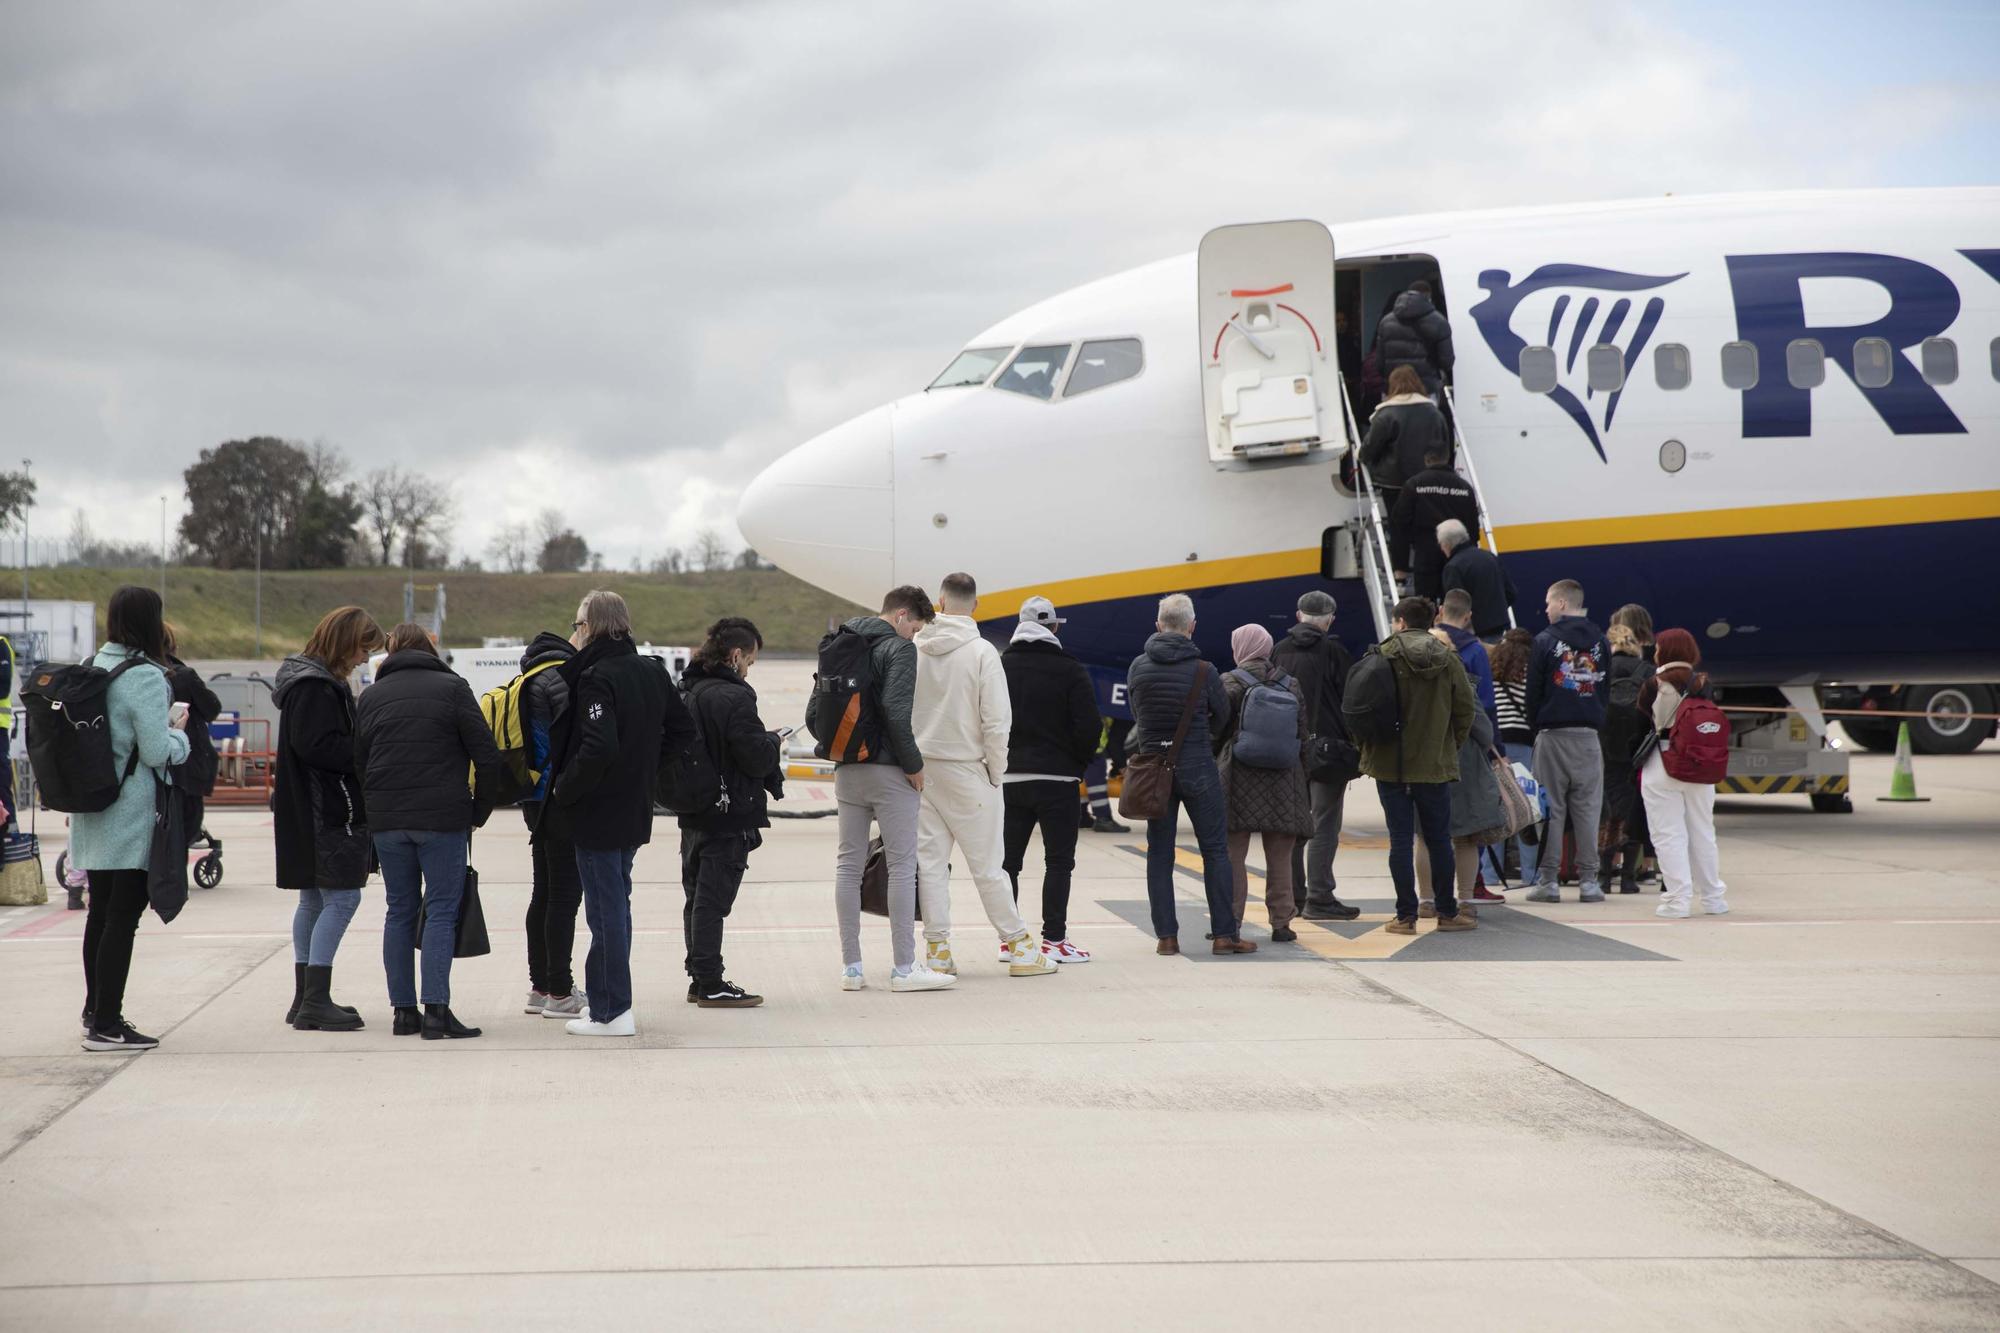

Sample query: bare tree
[693,527,730,573]
[67,510,95,563]
[536,507,566,547]
[485,521,533,574]
[650,547,685,575]
[361,465,454,567]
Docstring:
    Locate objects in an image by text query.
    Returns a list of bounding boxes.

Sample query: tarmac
[1,659,1997,1331]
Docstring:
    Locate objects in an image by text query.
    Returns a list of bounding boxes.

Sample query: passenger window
[1720,341,1759,390]
[1518,345,1557,394]
[1786,339,1825,389]
[1920,337,1957,385]
[1853,337,1894,389]
[1654,343,1691,390]
[993,344,1073,401]
[1586,344,1624,392]
[1991,337,2000,382]
[1063,338,1143,397]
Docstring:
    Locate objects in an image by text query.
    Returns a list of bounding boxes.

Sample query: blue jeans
[1144,758,1236,940]
[376,829,469,1007]
[576,845,637,1022]
[292,888,361,967]
[1377,781,1458,922]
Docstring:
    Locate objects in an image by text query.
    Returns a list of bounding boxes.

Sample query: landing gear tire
[1838,718,1898,753]
[1810,792,1853,814]
[1904,684,1993,756]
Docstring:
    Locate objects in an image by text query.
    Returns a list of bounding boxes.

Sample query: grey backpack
[1229,669,1300,770]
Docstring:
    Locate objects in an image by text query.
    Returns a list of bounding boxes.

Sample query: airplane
[737,188,2000,776]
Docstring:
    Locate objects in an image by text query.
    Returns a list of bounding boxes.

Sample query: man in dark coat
[678,618,784,1008]
[1373,279,1455,396]
[999,596,1103,962]
[551,590,696,1036]
[1272,591,1361,921]
[1126,593,1248,955]
[1391,452,1481,599]
[1438,519,1518,642]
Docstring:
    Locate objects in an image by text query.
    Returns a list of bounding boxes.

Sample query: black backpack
[1340,647,1403,748]
[809,626,885,764]
[655,676,725,816]
[20,656,158,813]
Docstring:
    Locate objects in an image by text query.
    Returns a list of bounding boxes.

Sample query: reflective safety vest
[0,636,13,731]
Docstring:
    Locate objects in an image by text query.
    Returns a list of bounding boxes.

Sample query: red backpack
[1664,687,1731,784]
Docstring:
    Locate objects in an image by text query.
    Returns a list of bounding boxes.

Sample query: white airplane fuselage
[739,189,2000,709]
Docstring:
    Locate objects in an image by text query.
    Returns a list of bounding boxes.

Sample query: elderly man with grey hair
[1438,518,1518,643]
[1273,589,1362,920]
[1125,593,1248,955]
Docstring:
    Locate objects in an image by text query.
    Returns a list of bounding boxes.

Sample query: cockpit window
[1063,338,1143,397]
[928,346,1011,390]
[993,344,1072,401]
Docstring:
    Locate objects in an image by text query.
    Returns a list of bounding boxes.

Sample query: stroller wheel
[193,853,223,890]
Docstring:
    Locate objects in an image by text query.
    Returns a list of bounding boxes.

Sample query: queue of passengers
[61,561,1728,1052]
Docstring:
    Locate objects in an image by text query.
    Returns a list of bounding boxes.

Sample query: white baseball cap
[1019,595,1066,626]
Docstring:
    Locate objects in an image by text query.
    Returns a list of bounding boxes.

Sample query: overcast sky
[3,0,1994,568]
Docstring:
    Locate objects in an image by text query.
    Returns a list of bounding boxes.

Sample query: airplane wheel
[1903,684,1993,756]
[193,854,223,890]
[1810,793,1852,814]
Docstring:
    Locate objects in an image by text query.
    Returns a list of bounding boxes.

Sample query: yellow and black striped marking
[1715,775,1849,795]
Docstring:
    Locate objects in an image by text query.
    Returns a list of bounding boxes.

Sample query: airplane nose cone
[737,404,894,606]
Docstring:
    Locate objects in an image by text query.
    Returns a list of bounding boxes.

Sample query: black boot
[392,1006,423,1036]
[421,1004,481,1040]
[1301,896,1361,921]
[289,962,359,1024]
[1619,841,1642,893]
[67,884,86,910]
[293,965,364,1031]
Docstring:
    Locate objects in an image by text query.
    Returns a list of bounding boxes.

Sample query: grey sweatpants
[834,763,920,970]
[1533,728,1603,888]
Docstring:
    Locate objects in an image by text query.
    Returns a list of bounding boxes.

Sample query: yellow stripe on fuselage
[981,490,2000,616]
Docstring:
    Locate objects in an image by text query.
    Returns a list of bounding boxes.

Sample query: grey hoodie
[272,652,346,706]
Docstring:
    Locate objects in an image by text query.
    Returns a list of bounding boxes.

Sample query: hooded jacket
[1390,467,1481,578]
[272,653,368,890]
[1357,629,1475,785]
[678,658,783,833]
[913,614,1011,781]
[1126,631,1230,762]
[806,615,922,774]
[68,645,190,873]
[1374,289,1455,394]
[1216,657,1313,835]
[1361,395,1451,492]
[1440,543,1518,639]
[1527,615,1610,734]
[1440,622,1497,724]
[354,649,504,834]
[549,635,696,850]
[1001,632,1101,780]
[518,630,575,817]
[1272,622,1352,749]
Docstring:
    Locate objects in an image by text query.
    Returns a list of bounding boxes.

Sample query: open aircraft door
[1198,219,1336,467]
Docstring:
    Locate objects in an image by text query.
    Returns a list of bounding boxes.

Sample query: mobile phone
[169,702,191,725]
[774,724,797,740]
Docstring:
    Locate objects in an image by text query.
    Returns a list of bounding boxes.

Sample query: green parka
[1357,629,1475,785]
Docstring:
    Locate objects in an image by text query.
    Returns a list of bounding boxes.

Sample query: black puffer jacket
[1361,395,1451,492]
[1001,636,1101,779]
[1374,289,1455,394]
[1600,654,1655,821]
[165,654,223,798]
[1271,622,1352,746]
[517,630,575,838]
[271,654,369,891]
[1126,632,1230,762]
[550,635,696,850]
[678,658,783,834]
[354,650,504,833]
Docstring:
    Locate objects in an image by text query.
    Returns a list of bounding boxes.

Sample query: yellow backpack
[472,659,563,802]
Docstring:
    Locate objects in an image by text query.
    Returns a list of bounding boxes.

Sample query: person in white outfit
[912,572,1058,978]
[1638,627,1727,919]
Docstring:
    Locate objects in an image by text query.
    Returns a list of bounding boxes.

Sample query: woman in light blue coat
[71,587,189,1052]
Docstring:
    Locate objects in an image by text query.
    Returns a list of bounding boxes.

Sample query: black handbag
[146,774,189,924]
[859,836,922,920]
[419,838,492,958]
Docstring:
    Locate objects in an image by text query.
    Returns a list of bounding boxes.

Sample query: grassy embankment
[0,567,864,657]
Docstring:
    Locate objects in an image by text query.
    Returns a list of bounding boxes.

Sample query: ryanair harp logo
[1468,264,1686,461]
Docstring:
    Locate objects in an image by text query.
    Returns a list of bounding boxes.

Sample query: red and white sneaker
[997,939,1013,964]
[1472,885,1506,904]
[1042,938,1092,964]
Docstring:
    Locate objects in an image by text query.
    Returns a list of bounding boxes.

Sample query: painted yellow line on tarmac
[1168,847,1433,959]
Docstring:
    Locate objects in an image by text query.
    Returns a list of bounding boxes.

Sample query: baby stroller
[52,817,223,909]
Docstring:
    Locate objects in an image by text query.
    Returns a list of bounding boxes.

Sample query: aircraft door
[1198,220,1337,466]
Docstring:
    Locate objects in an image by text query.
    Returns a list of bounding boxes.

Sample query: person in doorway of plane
[1374,278,1455,399]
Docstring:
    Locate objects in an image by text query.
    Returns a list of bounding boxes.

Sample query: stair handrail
[1441,384,1517,630]
[1340,377,1402,640]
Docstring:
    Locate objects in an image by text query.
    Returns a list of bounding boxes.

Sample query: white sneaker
[1006,933,1058,977]
[841,966,866,992]
[925,939,957,975]
[1656,903,1691,919]
[890,966,957,993]
[997,939,1012,964]
[540,989,588,1018]
[1702,899,1730,916]
[565,1009,636,1037]
[1043,938,1092,964]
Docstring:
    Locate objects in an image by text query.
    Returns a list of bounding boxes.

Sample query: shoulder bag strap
[1164,663,1208,765]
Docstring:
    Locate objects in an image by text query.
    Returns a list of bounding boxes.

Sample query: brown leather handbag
[1117,663,1208,823]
